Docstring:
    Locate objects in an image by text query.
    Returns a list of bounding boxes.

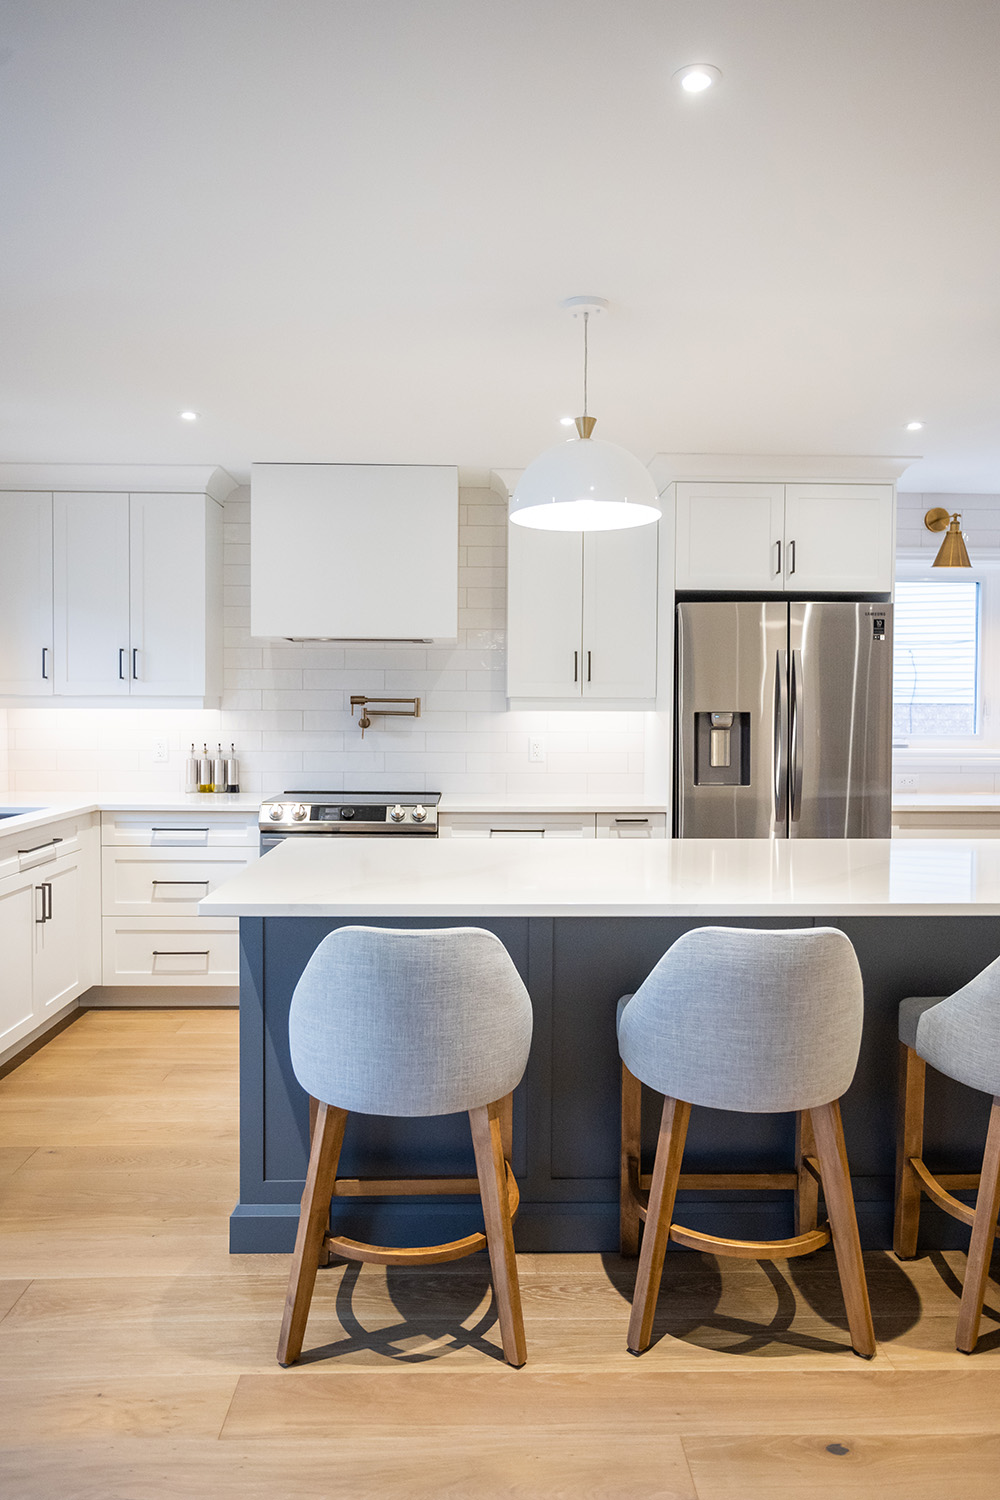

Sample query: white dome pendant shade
[509,298,661,532]
[509,415,662,531]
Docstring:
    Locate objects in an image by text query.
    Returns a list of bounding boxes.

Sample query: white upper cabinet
[0,492,54,696]
[675,483,785,591]
[507,522,658,703]
[129,493,221,698]
[53,492,132,696]
[506,529,583,699]
[250,464,459,641]
[782,483,894,592]
[0,466,231,702]
[674,481,894,593]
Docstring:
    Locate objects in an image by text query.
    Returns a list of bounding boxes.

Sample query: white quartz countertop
[892,794,1000,813]
[0,793,261,841]
[198,836,1000,918]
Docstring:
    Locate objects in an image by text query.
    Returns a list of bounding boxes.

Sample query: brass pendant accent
[574,414,597,439]
[925,509,971,568]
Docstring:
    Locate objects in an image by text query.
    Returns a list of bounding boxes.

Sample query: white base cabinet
[674,481,894,593]
[98,809,257,987]
[507,524,658,703]
[0,817,100,1060]
[439,810,666,839]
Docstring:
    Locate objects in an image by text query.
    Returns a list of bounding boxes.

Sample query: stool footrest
[668,1221,832,1259]
[324,1162,520,1267]
[639,1170,801,1194]
[909,1157,997,1234]
[333,1176,481,1198]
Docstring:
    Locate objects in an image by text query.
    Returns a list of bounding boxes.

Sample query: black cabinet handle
[41,646,49,680]
[587,650,592,683]
[35,881,52,923]
[118,648,126,680]
[132,648,139,680]
[573,650,578,683]
[19,837,63,856]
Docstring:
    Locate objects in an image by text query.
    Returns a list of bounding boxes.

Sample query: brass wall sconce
[924,508,971,568]
[350,695,421,739]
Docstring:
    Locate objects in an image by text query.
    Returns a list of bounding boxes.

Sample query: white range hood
[249,463,458,642]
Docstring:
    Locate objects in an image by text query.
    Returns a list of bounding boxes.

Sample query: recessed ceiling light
[906,421,924,431]
[674,64,722,94]
[559,416,576,427]
[179,410,199,421]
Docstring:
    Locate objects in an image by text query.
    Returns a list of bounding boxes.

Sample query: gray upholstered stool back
[905,953,1000,1097]
[288,926,533,1116]
[618,926,863,1112]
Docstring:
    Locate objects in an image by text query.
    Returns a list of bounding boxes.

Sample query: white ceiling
[1,0,998,491]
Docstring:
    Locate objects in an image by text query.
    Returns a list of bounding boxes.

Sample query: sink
[0,806,47,819]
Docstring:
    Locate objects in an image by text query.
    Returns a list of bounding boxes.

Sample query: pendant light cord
[582,311,589,418]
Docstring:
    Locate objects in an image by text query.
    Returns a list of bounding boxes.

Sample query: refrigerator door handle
[790,649,804,822]
[773,650,788,826]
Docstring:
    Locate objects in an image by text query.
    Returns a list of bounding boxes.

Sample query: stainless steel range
[259,791,440,852]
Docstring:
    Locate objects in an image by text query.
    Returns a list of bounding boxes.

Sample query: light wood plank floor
[1,1009,999,1498]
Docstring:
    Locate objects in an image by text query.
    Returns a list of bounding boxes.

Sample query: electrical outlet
[529,736,546,763]
[151,738,169,764]
[893,773,919,791]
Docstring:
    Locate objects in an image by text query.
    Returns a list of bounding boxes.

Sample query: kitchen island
[201,837,1000,1253]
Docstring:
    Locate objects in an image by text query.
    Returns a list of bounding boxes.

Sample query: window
[892,577,980,739]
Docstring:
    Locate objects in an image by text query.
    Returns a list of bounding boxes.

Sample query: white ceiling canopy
[0,0,998,490]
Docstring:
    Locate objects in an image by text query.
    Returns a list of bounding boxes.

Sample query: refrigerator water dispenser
[694,711,751,786]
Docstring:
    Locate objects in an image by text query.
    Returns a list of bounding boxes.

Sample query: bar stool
[894,957,1000,1353]
[277,925,533,1368]
[618,925,875,1358]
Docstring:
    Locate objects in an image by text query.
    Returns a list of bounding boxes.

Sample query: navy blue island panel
[230,912,1000,1254]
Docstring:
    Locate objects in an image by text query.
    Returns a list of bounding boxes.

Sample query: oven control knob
[291,804,308,821]
[389,804,406,822]
[411,804,427,822]
[267,804,284,821]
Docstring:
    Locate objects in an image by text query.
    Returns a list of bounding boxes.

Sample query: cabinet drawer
[101,916,239,985]
[440,812,597,838]
[102,810,259,847]
[596,812,667,839]
[102,846,257,916]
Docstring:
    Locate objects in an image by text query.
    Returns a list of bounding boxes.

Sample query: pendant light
[508,298,662,532]
[925,507,972,568]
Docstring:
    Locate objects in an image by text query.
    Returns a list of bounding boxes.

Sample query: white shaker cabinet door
[32,856,83,1018]
[506,527,584,698]
[0,492,53,696]
[129,493,213,696]
[675,483,785,591]
[53,492,131,695]
[582,527,657,699]
[782,484,894,593]
[0,873,35,1047]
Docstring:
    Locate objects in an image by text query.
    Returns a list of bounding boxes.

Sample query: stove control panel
[259,797,438,832]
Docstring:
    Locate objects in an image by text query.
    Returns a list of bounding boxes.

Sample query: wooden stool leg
[470,1096,527,1368]
[810,1100,876,1359]
[795,1109,819,1235]
[956,1096,1000,1354]
[621,1062,643,1257]
[894,1042,926,1260]
[627,1096,691,1355]
[277,1101,347,1366]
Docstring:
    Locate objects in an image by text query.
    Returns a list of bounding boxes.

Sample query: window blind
[893,579,979,737]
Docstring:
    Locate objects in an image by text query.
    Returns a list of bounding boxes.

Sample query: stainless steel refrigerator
[674,599,893,838]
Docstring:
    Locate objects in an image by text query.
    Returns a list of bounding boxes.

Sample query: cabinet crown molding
[0,464,238,503]
[649,453,915,488]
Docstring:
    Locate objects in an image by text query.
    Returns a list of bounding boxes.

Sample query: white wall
[4,483,652,804]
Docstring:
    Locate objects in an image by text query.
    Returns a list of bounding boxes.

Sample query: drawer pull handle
[151,827,210,833]
[152,950,211,957]
[614,818,649,824]
[151,879,211,887]
[19,837,63,855]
